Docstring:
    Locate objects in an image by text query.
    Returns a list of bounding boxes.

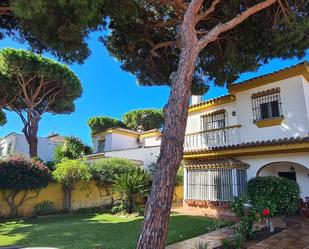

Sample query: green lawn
[0,212,226,249]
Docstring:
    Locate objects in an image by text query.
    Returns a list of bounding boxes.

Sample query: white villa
[89,128,161,168]
[0,132,65,162]
[89,61,309,216]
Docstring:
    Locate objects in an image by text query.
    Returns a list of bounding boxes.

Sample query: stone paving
[247,218,309,249]
[166,217,309,249]
[166,227,234,249]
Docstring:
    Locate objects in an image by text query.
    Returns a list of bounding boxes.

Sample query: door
[278,172,296,181]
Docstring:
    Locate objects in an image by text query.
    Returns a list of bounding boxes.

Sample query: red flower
[262,209,270,216]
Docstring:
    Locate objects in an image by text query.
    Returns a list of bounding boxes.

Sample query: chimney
[191,95,203,105]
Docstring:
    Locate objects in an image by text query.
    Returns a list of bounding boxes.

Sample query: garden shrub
[34,200,55,215]
[247,176,300,217]
[113,170,150,214]
[53,159,91,212]
[54,136,92,163]
[89,158,138,197]
[231,197,256,239]
[0,155,51,217]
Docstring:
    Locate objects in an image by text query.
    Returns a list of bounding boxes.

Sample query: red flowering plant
[0,155,51,217]
[262,208,270,217]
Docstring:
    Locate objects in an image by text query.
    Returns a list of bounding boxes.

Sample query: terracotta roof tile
[189,94,234,110]
[229,61,308,92]
[184,157,249,169]
[184,136,309,154]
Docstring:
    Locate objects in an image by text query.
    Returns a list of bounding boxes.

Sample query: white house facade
[88,128,161,169]
[0,133,65,162]
[183,61,309,216]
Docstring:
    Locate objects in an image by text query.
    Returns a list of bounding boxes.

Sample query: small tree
[123,109,164,131]
[54,136,92,164]
[89,158,137,198]
[0,155,51,217]
[113,170,150,214]
[247,176,300,217]
[0,48,82,158]
[0,109,6,126]
[53,159,91,212]
[87,116,127,134]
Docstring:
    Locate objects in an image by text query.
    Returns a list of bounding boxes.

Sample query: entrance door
[278,172,296,181]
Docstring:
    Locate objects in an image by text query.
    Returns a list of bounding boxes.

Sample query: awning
[184,157,249,170]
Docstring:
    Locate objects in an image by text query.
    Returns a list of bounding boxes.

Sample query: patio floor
[247,218,309,249]
[166,214,309,249]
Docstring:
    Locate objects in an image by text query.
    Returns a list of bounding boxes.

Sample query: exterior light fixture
[232,111,236,116]
[290,166,295,172]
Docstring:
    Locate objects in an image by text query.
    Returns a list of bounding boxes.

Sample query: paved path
[167,217,309,249]
[247,219,309,249]
[166,227,234,249]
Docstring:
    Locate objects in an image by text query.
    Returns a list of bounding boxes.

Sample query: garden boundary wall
[0,181,183,218]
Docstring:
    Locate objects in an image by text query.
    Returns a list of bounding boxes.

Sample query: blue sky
[0,32,308,145]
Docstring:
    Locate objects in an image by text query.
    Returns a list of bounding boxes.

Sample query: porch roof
[184,157,249,169]
[184,136,309,159]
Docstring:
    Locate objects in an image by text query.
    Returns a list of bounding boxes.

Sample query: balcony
[184,125,241,151]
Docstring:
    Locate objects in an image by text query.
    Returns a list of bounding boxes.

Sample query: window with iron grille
[252,89,282,121]
[201,110,226,131]
[186,168,247,201]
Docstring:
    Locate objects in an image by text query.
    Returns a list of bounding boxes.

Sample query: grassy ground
[0,212,226,249]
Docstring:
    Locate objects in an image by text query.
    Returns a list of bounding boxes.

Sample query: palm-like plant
[113,170,150,214]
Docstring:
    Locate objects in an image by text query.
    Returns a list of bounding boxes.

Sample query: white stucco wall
[186,101,238,134]
[143,136,161,147]
[0,133,62,162]
[238,152,309,198]
[301,76,309,127]
[235,75,309,143]
[105,146,160,170]
[186,75,309,144]
[110,133,139,151]
[93,132,140,153]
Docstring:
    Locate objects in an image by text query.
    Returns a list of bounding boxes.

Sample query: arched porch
[257,161,309,199]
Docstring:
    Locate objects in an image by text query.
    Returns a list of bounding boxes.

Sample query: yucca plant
[113,170,150,214]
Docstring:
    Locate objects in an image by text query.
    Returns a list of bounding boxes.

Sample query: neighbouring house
[0,132,65,162]
[87,128,161,169]
[183,61,309,217]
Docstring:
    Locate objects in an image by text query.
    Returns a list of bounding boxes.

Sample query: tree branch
[198,0,278,51]
[0,6,11,16]
[196,0,221,24]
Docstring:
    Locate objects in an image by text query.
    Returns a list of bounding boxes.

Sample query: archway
[257,161,309,199]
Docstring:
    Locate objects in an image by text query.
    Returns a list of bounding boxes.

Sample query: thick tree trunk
[63,186,73,212]
[28,135,38,158]
[22,111,40,158]
[136,2,202,248]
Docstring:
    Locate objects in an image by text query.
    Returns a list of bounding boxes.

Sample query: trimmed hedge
[247,176,300,216]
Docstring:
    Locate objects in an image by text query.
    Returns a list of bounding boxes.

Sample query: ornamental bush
[53,159,91,212]
[0,155,51,190]
[113,170,150,214]
[0,155,51,217]
[54,136,92,163]
[89,158,139,197]
[247,176,300,217]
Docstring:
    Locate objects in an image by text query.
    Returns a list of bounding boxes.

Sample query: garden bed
[211,227,285,249]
